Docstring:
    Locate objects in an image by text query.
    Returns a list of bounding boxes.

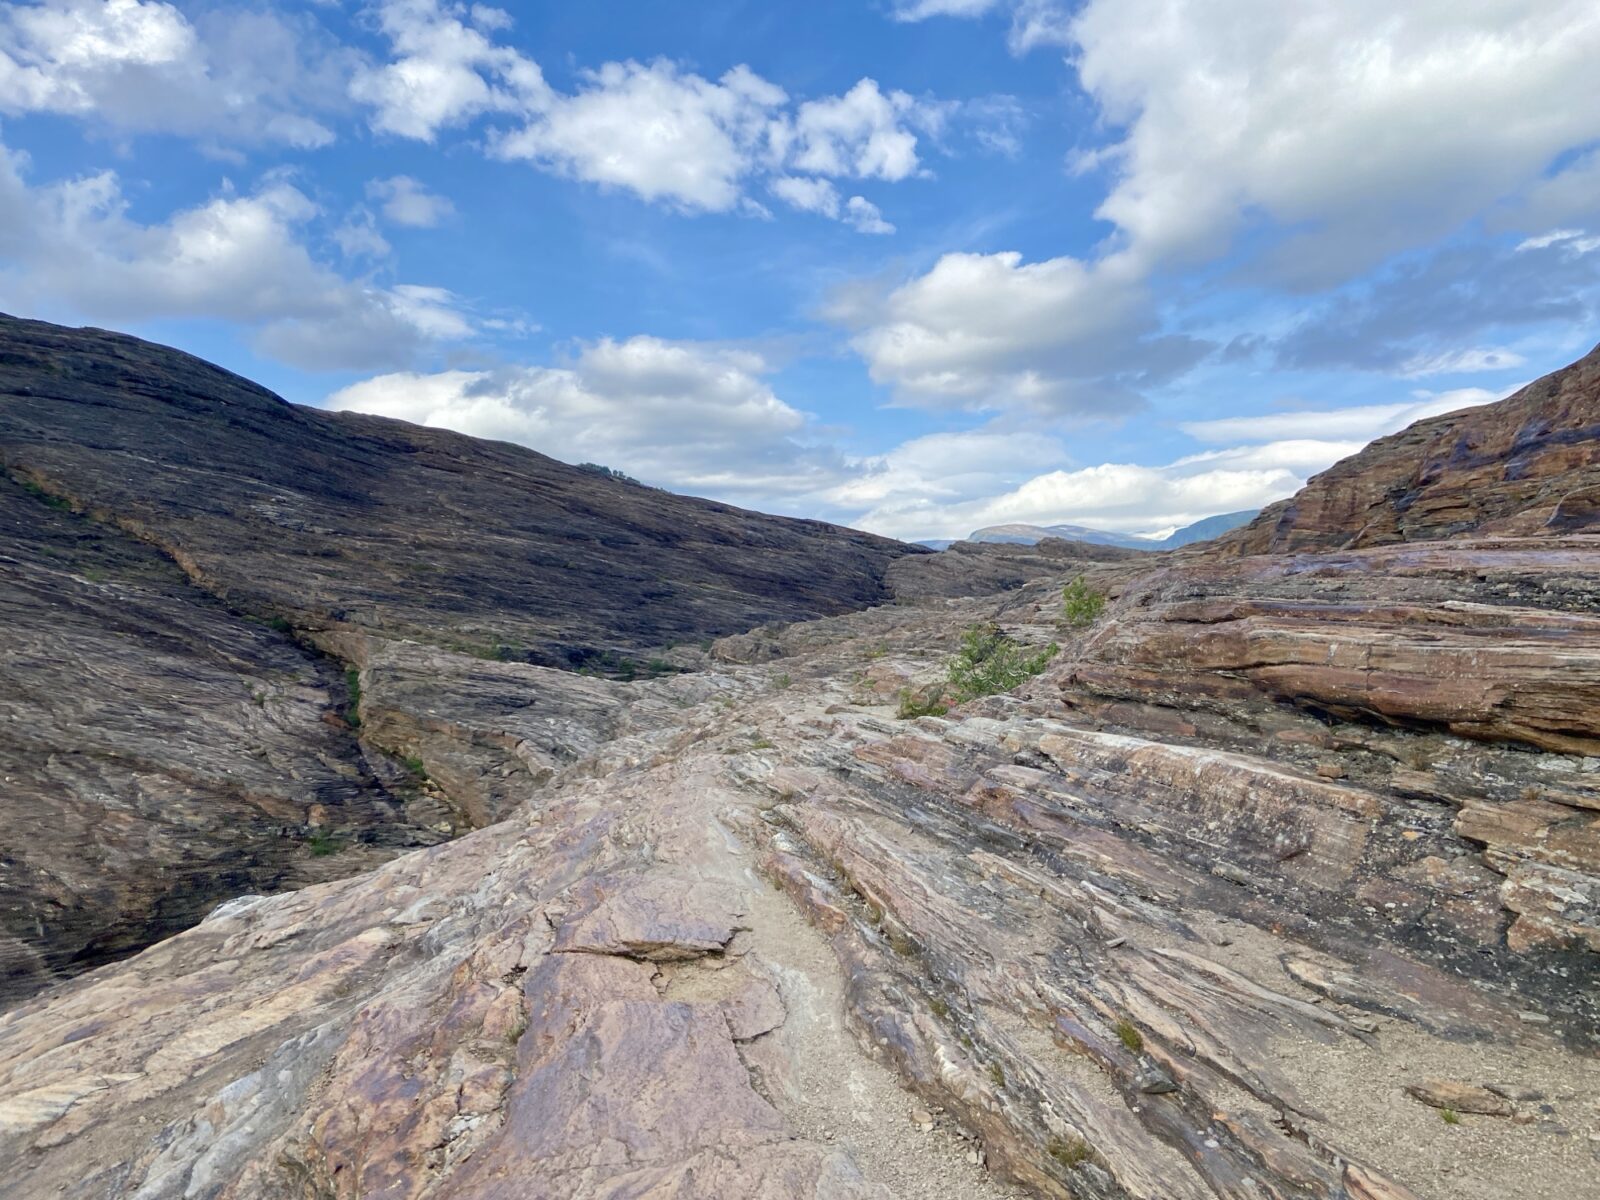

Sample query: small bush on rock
[896,688,949,720]
[946,623,1058,703]
[1061,576,1107,628]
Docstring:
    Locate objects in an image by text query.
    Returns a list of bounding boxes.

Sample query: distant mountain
[1158,510,1262,548]
[966,510,1259,551]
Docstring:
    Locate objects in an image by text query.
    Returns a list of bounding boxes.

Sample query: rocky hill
[1231,344,1600,553]
[0,326,1596,1200]
[0,314,922,1005]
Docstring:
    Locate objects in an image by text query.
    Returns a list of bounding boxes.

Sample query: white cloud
[829,249,1203,413]
[782,80,926,182]
[0,0,350,148]
[847,455,1303,542]
[770,178,895,235]
[333,214,392,260]
[492,63,936,219]
[1069,0,1600,283]
[350,0,549,142]
[823,429,1067,511]
[1397,347,1526,378]
[368,175,456,227]
[353,3,937,228]
[890,0,1072,55]
[326,336,850,501]
[1515,228,1600,257]
[844,196,894,235]
[1180,388,1501,446]
[495,61,785,212]
[771,175,840,217]
[0,142,476,370]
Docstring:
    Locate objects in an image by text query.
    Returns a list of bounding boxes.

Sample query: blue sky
[1,1,1597,541]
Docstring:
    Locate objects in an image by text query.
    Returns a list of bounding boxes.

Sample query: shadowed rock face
[0,313,920,666]
[0,475,444,1004]
[0,330,1597,1200]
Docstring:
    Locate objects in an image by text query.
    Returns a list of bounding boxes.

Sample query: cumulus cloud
[350,0,548,141]
[326,336,851,502]
[829,0,1600,430]
[844,196,894,236]
[367,175,456,227]
[0,142,477,370]
[494,61,786,213]
[1067,0,1600,284]
[352,1,956,233]
[0,0,352,148]
[828,250,1207,414]
[780,80,927,182]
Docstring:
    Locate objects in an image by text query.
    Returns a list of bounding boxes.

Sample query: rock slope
[1232,343,1600,552]
[0,315,923,1006]
[0,333,1597,1199]
[0,314,919,667]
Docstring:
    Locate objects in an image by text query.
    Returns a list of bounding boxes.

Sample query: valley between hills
[0,314,1597,1198]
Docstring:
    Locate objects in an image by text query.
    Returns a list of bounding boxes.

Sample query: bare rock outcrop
[1230,341,1600,552]
[0,314,924,1006]
[0,330,1597,1199]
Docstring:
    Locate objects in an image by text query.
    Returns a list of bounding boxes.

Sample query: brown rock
[1403,1080,1514,1116]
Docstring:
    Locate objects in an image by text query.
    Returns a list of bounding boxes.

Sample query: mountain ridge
[967,509,1259,551]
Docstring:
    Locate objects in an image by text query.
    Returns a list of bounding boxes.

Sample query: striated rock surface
[1231,341,1600,553]
[0,332,1598,1199]
[0,475,442,1005]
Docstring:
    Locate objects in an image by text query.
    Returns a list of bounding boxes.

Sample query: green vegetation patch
[945,623,1058,703]
[1061,576,1108,628]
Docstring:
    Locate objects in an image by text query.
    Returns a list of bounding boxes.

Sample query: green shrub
[1047,1137,1093,1168]
[1114,1019,1143,1053]
[896,688,949,720]
[1440,1108,1461,1125]
[402,755,428,780]
[307,832,344,857]
[945,623,1058,703]
[1061,577,1107,628]
[344,668,363,728]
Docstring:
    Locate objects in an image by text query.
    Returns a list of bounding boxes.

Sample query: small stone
[910,1107,935,1132]
[1134,1065,1178,1095]
[1517,1011,1550,1024]
[1405,1080,1513,1116]
[967,1149,983,1165]
[1105,936,1127,948]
